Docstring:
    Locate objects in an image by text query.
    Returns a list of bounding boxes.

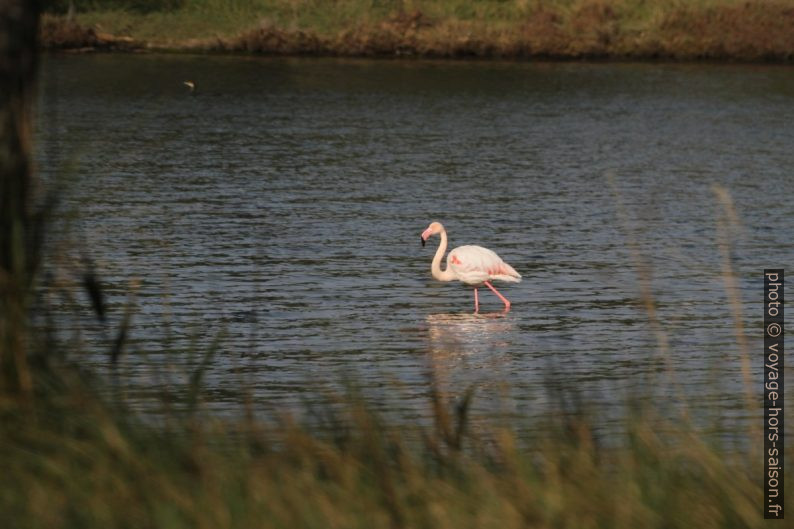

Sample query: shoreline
[41,1,794,63]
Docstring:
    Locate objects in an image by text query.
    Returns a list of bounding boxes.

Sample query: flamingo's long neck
[431,230,456,282]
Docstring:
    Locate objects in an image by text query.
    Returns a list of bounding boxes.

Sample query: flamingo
[421,221,521,313]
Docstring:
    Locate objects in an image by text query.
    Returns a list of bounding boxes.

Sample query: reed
[1,351,785,528]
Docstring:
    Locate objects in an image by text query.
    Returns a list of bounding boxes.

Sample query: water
[36,54,794,433]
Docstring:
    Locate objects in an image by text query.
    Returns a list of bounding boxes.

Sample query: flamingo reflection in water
[425,312,514,358]
[423,312,516,419]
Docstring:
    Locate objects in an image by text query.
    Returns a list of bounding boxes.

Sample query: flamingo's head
[420,221,444,247]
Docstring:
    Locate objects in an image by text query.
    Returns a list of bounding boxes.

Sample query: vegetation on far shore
[41,0,794,61]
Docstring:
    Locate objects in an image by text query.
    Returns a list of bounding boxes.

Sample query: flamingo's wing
[448,245,520,285]
[490,259,521,283]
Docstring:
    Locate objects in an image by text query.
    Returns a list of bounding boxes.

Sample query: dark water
[37,54,793,433]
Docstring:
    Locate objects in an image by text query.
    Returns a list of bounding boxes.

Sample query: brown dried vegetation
[40,1,794,61]
[40,15,143,52]
[654,2,794,60]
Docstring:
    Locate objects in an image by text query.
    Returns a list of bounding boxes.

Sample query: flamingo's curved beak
[420,228,432,247]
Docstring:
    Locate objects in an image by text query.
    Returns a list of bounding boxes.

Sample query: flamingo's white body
[421,222,521,312]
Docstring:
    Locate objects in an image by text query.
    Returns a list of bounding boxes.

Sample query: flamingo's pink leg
[484,281,511,311]
[473,288,479,313]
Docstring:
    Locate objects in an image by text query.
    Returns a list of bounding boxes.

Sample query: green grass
[52,0,402,41]
[42,0,794,60]
[47,0,768,40]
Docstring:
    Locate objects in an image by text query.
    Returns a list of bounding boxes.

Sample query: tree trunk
[0,0,40,395]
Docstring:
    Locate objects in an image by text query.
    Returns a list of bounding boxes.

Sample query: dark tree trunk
[0,0,41,394]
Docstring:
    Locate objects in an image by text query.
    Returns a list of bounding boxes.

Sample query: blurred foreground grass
[0,354,785,529]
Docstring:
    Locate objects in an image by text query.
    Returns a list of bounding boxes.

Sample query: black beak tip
[421,237,426,247]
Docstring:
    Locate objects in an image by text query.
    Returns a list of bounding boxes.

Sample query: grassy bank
[41,0,794,61]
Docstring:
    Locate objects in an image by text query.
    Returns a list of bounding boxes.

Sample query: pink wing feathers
[447,245,521,286]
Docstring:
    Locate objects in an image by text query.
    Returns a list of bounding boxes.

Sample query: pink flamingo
[421,221,521,313]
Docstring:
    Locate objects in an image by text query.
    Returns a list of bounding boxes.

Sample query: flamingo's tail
[491,262,521,283]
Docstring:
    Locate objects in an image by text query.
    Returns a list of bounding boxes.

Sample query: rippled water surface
[37,54,794,431]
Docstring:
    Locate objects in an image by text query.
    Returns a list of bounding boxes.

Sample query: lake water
[36,54,793,435]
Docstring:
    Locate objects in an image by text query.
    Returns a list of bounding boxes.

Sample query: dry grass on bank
[41,0,794,61]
